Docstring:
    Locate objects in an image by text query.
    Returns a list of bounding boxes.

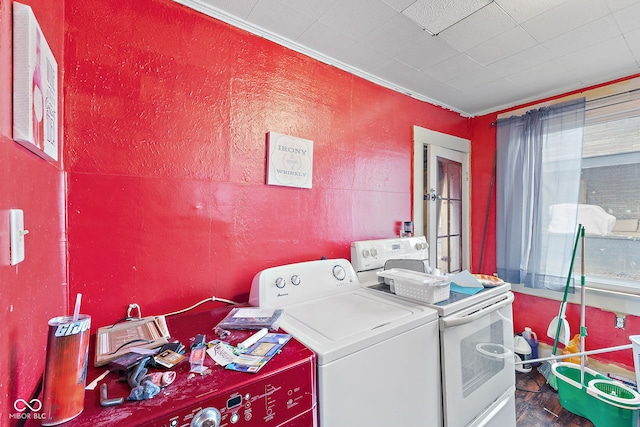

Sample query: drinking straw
[73,293,82,321]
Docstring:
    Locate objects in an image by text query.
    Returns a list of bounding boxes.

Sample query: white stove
[351,236,516,427]
[249,258,441,427]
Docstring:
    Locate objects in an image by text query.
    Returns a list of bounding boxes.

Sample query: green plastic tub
[552,362,640,427]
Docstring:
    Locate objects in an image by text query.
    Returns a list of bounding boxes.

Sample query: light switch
[10,209,28,265]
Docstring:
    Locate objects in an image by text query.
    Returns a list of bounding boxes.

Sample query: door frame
[412,126,471,271]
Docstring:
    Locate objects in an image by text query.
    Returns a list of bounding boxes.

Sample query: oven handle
[441,292,514,329]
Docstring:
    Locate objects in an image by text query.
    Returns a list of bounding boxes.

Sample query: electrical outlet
[615,315,626,329]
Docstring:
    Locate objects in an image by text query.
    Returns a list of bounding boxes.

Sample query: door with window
[424,145,467,274]
[412,127,470,274]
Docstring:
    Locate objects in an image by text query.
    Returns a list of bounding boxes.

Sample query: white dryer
[249,258,441,427]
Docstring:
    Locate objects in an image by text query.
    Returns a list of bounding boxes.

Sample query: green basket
[553,362,640,427]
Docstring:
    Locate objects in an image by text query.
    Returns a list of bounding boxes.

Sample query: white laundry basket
[376,268,450,303]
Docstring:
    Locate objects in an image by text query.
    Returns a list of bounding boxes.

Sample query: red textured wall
[511,293,638,368]
[0,0,66,423]
[469,114,497,274]
[4,0,639,421]
[63,0,471,332]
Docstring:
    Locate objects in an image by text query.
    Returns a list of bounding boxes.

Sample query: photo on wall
[12,2,59,162]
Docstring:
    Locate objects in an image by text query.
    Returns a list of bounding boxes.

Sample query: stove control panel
[350,236,428,273]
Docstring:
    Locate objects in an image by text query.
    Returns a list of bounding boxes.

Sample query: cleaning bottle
[522,327,539,366]
[514,335,532,373]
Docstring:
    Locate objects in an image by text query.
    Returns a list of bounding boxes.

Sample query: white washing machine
[249,258,441,427]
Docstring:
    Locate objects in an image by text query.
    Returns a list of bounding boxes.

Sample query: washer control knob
[333,265,347,281]
[291,275,301,286]
[416,242,427,250]
[191,407,221,427]
[230,413,240,424]
[275,277,286,288]
[370,248,378,257]
[362,249,370,258]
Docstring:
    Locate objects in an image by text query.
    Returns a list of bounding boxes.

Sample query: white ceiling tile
[319,0,397,39]
[557,35,638,81]
[494,0,571,24]
[522,0,611,43]
[488,45,554,77]
[401,0,492,34]
[395,34,459,70]
[458,78,525,114]
[604,0,640,13]
[371,58,422,85]
[437,3,518,52]
[363,13,428,58]
[383,0,417,13]
[199,0,259,19]
[297,21,357,58]
[506,61,582,98]
[466,26,537,66]
[542,15,622,59]
[424,54,482,82]
[247,1,315,40]
[276,0,338,19]
[624,27,640,52]
[336,41,393,72]
[401,71,444,94]
[416,81,469,107]
[612,2,640,33]
[446,66,502,91]
[573,66,640,93]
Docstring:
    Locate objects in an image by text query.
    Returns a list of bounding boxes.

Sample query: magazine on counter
[225,333,292,373]
[215,307,284,330]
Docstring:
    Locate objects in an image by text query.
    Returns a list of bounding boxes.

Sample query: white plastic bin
[376,268,450,303]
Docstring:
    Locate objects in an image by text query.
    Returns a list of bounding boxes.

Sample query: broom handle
[514,344,633,365]
[552,225,583,355]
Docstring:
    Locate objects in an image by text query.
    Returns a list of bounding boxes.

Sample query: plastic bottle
[514,335,532,373]
[522,327,539,367]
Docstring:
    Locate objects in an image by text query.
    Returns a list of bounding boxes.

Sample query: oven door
[439,292,516,427]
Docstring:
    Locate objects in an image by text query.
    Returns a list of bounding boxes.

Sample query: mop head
[539,361,558,391]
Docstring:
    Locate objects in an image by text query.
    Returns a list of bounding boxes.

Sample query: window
[581,92,640,287]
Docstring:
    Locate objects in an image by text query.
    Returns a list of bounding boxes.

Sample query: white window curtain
[496,98,586,290]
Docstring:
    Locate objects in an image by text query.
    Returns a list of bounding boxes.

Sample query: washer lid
[280,289,438,365]
[286,291,412,341]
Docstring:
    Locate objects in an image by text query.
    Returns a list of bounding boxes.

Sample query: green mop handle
[552,224,583,356]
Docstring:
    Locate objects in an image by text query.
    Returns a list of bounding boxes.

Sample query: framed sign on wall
[13,2,59,162]
[266,131,313,189]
